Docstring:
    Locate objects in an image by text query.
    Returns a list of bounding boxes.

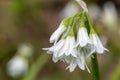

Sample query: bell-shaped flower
[90,34,108,53]
[66,52,90,73]
[77,53,90,73]
[50,21,67,44]
[43,36,78,63]
[43,39,65,57]
[58,36,77,58]
[76,27,91,47]
[79,44,96,57]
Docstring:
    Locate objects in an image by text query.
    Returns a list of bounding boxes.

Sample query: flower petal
[50,22,66,44]
[90,34,108,54]
[77,27,90,47]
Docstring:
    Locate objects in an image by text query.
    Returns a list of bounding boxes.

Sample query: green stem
[22,54,50,80]
[91,53,100,80]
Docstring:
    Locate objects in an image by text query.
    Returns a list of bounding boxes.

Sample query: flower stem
[91,53,100,80]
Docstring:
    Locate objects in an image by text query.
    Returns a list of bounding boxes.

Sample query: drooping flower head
[43,1,108,72]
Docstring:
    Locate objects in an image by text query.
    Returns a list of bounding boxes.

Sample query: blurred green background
[0,0,120,80]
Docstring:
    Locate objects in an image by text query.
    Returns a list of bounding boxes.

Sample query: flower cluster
[43,12,108,72]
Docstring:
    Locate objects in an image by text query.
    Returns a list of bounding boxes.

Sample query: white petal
[77,53,85,70]
[58,37,70,56]
[80,54,85,70]
[83,44,96,57]
[42,48,49,50]
[64,56,73,64]
[50,22,66,43]
[85,62,90,73]
[77,59,83,70]
[53,39,65,51]
[69,63,77,72]
[57,48,65,57]
[42,47,54,54]
[66,37,77,57]
[90,34,108,53]
[71,49,77,57]
[104,48,109,52]
[77,27,90,47]
[52,56,59,63]
[66,58,77,72]
[57,39,69,57]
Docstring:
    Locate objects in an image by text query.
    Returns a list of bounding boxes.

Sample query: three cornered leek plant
[43,0,108,80]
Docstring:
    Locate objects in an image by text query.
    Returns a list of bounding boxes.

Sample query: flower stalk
[91,53,100,80]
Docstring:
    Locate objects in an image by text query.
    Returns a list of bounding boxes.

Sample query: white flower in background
[7,56,28,78]
[88,4,101,21]
[90,34,108,53]
[7,43,33,78]
[59,1,79,19]
[76,27,91,47]
[18,43,33,57]
[50,21,67,44]
[103,1,117,29]
[76,0,88,12]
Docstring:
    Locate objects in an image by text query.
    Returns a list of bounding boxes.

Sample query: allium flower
[43,36,77,61]
[43,39,66,62]
[58,36,77,57]
[76,27,91,47]
[78,44,96,57]
[90,34,108,53]
[50,21,67,44]
[66,53,90,73]
[43,11,108,73]
[77,53,90,73]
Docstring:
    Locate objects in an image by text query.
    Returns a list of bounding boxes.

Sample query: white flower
[66,57,77,72]
[59,1,79,19]
[77,53,90,73]
[103,1,117,28]
[7,56,28,78]
[43,36,77,60]
[90,34,108,53]
[43,12,108,72]
[66,53,90,73]
[43,39,65,59]
[58,36,77,57]
[76,27,91,47]
[50,21,66,44]
[79,44,96,57]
